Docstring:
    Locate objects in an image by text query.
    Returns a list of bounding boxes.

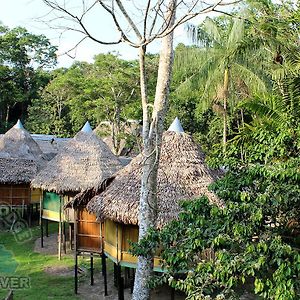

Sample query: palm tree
[175,16,268,153]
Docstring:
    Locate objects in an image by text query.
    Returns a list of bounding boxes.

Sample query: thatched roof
[0,158,40,184]
[0,120,46,184]
[31,122,123,194]
[87,122,224,228]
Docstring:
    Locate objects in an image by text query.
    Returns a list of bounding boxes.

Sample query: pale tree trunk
[5,104,10,130]
[223,67,230,154]
[132,2,176,299]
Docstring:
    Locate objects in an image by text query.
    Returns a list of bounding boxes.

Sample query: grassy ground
[0,222,102,300]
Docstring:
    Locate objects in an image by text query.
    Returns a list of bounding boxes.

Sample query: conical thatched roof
[31,122,123,194]
[87,125,224,228]
[0,120,46,184]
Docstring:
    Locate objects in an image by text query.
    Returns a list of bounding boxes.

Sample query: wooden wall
[76,208,102,253]
[103,219,162,270]
[0,184,30,206]
[42,192,74,222]
[31,188,43,204]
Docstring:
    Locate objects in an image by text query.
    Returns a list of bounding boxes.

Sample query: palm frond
[186,17,222,48]
[232,63,268,95]
[239,95,288,124]
[202,17,222,46]
[227,18,244,50]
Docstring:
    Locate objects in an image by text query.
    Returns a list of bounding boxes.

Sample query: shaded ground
[34,233,257,300]
[34,233,185,300]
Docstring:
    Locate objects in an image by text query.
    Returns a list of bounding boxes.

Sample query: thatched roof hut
[0,120,46,184]
[31,122,123,194]
[87,118,224,229]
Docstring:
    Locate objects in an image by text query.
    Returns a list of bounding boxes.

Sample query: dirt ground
[34,234,257,300]
[34,234,185,300]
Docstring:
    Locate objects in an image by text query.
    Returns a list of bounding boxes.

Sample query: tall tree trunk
[5,105,10,130]
[223,67,230,154]
[139,45,149,143]
[132,2,176,299]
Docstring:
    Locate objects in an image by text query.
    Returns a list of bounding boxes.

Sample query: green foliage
[132,158,300,298]
[132,5,300,298]
[26,54,144,141]
[0,24,57,132]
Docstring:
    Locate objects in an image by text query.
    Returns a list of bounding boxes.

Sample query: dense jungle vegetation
[1,0,300,298]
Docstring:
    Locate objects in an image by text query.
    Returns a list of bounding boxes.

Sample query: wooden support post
[63,221,66,254]
[69,223,72,250]
[45,219,49,237]
[40,196,43,248]
[39,196,42,227]
[90,253,94,286]
[113,263,118,287]
[21,200,25,218]
[40,218,44,248]
[58,220,62,260]
[102,252,108,296]
[130,269,135,294]
[74,209,78,294]
[58,197,62,260]
[171,287,175,300]
[74,251,78,294]
[27,204,32,227]
[117,265,124,300]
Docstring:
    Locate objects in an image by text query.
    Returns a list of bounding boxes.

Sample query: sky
[1,0,200,68]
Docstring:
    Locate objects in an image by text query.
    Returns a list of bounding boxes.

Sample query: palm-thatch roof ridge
[87,130,224,229]
[0,120,46,184]
[31,122,123,194]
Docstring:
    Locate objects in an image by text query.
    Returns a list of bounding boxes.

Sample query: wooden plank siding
[0,184,31,206]
[103,219,162,271]
[76,208,102,253]
[42,192,74,222]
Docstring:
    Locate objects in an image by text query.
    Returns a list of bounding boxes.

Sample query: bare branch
[145,0,242,44]
[43,0,123,45]
[98,0,139,47]
[143,0,152,38]
[149,0,164,36]
[58,36,88,59]
[115,0,143,40]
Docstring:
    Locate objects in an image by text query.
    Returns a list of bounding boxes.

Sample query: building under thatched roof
[0,120,46,184]
[87,118,224,229]
[31,122,123,194]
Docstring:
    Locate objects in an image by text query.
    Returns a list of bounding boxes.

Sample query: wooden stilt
[39,196,42,227]
[69,223,72,250]
[117,265,124,300]
[40,218,44,248]
[45,219,49,237]
[74,209,78,294]
[58,220,62,260]
[58,197,62,260]
[130,269,135,294]
[27,204,31,227]
[90,253,94,286]
[74,251,78,294]
[21,200,25,218]
[171,287,175,300]
[63,222,66,254]
[102,252,108,296]
[114,263,118,287]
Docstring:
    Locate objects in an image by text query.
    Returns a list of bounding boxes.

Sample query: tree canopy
[0,24,57,132]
